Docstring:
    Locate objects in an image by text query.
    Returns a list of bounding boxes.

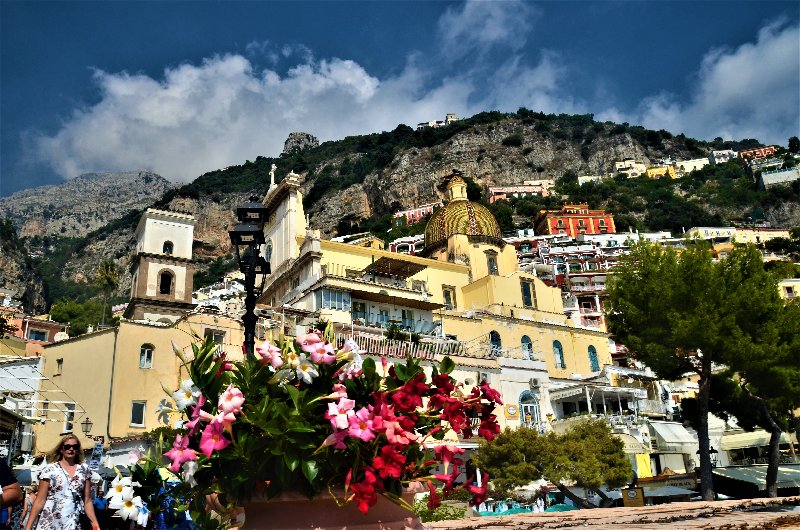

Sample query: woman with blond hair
[24,435,101,530]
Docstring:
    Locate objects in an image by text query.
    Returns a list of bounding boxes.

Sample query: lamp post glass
[81,417,93,435]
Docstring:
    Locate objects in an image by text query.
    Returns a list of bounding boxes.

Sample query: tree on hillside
[606,243,797,500]
[474,419,632,508]
[95,260,120,327]
[50,299,107,336]
[789,136,799,154]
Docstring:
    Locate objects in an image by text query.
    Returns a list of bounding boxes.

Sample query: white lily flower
[108,485,135,510]
[285,349,301,369]
[108,476,133,501]
[296,354,318,384]
[172,379,201,410]
[128,446,146,465]
[182,460,199,487]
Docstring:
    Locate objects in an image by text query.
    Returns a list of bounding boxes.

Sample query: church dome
[424,174,502,251]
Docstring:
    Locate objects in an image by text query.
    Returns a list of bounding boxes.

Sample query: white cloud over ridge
[602,18,799,144]
[30,3,799,184]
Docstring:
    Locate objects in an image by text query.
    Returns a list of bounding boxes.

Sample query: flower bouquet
[112,325,502,528]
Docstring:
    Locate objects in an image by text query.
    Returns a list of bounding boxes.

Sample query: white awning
[649,422,696,451]
[614,433,650,454]
[720,430,797,451]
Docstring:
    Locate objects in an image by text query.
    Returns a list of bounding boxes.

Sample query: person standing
[0,460,21,528]
[23,436,101,530]
[19,486,37,530]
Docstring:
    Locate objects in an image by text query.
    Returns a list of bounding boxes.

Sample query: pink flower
[163,435,197,472]
[385,420,417,446]
[307,341,336,365]
[348,407,376,442]
[214,411,237,433]
[326,397,356,430]
[255,341,283,369]
[199,420,230,457]
[324,383,348,401]
[185,395,207,436]
[218,384,245,415]
[321,430,348,450]
[299,330,322,352]
[434,444,465,474]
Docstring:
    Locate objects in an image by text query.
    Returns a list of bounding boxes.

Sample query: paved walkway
[429,496,800,529]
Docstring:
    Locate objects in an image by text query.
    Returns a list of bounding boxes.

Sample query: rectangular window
[487,256,498,275]
[56,358,63,376]
[27,329,47,341]
[204,329,225,345]
[139,346,153,369]
[316,289,352,311]
[131,401,146,427]
[443,287,456,310]
[401,309,414,330]
[63,403,75,432]
[40,400,49,418]
[378,309,390,327]
[520,281,536,308]
[352,302,367,321]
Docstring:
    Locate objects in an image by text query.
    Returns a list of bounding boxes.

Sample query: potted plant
[108,325,502,529]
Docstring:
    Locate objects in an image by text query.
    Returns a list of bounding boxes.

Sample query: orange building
[533,203,616,238]
[739,146,777,161]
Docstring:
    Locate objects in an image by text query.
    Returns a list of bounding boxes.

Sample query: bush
[501,133,523,147]
[412,498,467,523]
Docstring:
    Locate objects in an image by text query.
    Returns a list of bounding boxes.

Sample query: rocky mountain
[7,109,798,310]
[0,220,46,312]
[283,132,320,154]
[0,171,174,239]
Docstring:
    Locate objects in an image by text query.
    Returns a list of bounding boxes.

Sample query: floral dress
[36,462,89,530]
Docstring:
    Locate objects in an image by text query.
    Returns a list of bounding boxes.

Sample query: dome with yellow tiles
[424,174,502,251]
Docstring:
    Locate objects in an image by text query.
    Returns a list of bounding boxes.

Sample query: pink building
[393,202,442,225]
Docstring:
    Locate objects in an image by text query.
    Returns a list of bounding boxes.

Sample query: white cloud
[624,19,799,144]
[437,0,538,59]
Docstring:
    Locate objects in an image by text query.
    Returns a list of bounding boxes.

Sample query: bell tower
[124,209,196,323]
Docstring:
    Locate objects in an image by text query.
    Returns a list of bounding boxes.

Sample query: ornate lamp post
[229,197,271,359]
[81,417,93,435]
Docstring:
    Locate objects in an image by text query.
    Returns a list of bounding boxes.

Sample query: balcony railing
[333,332,464,361]
[636,399,668,416]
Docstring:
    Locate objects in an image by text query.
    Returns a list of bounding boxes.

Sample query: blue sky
[1,1,798,197]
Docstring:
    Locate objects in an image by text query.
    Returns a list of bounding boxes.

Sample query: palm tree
[95,259,120,327]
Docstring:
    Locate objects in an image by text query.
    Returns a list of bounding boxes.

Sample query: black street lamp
[81,417,93,435]
[229,196,271,359]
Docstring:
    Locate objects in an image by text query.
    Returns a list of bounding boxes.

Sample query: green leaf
[362,357,376,380]
[393,362,408,382]
[284,451,300,472]
[285,384,301,409]
[302,460,319,482]
[440,356,455,375]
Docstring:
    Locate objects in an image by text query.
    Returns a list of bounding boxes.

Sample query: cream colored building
[733,228,791,246]
[258,170,612,432]
[34,312,244,455]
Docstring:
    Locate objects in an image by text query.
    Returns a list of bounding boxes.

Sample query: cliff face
[0,222,46,312]
[304,121,663,235]
[0,171,174,239]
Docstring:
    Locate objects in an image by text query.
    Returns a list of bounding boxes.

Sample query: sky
[1,1,798,197]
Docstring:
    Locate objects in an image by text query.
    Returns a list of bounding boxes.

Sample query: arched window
[140,344,153,369]
[489,331,502,356]
[159,271,174,295]
[521,335,533,360]
[588,345,600,372]
[520,390,540,428]
[162,241,174,255]
[553,340,565,369]
[265,241,273,264]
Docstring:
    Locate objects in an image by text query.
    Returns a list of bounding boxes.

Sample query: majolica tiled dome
[424,175,502,250]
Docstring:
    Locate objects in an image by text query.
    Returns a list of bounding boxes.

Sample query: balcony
[332,331,464,361]
[636,399,668,417]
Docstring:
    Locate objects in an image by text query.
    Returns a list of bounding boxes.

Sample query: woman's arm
[83,478,100,530]
[23,481,48,530]
[19,497,28,521]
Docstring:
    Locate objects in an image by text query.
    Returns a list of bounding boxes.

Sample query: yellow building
[646,166,678,179]
[259,169,612,431]
[733,228,791,246]
[34,312,244,457]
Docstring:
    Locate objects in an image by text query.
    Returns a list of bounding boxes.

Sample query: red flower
[466,474,489,506]
[430,374,455,395]
[372,444,406,479]
[479,381,503,405]
[346,468,380,514]
[478,414,501,442]
[434,468,460,494]
[433,444,465,472]
[427,480,441,510]
[390,374,429,413]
